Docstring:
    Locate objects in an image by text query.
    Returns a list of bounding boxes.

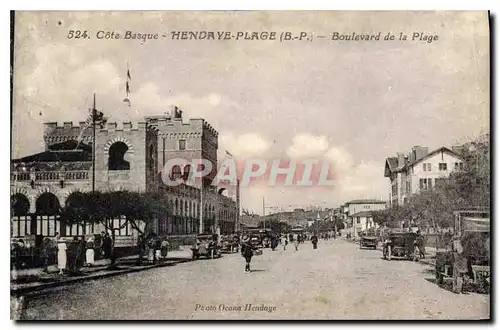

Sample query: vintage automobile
[11,236,38,269]
[359,231,378,249]
[382,229,418,261]
[220,235,239,254]
[191,234,221,259]
[435,210,490,294]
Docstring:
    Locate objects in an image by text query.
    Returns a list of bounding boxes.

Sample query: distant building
[384,146,464,206]
[350,211,379,236]
[344,199,386,238]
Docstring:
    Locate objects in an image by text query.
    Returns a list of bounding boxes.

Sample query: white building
[350,211,379,237]
[345,199,387,238]
[384,146,464,206]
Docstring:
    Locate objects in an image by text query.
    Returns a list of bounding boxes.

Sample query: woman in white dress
[85,237,95,266]
[57,239,67,275]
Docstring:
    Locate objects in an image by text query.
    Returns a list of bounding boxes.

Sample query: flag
[75,109,106,147]
[126,81,130,95]
[127,68,131,80]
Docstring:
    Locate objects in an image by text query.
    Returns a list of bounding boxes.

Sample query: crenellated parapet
[98,121,154,132]
[202,121,218,138]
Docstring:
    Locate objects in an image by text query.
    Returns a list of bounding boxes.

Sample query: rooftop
[346,199,386,205]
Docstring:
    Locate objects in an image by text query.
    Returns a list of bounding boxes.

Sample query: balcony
[11,170,90,182]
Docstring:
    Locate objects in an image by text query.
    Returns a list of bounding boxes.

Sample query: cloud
[219,132,273,159]
[286,133,329,159]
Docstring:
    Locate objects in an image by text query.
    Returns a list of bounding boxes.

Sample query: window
[459,163,464,170]
[179,139,186,150]
[419,178,433,190]
[454,162,459,170]
[439,163,447,171]
[423,163,426,171]
[423,163,432,171]
[364,205,370,209]
[356,217,360,224]
[108,142,130,171]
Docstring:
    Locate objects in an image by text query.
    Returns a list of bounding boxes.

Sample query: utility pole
[235,179,240,233]
[92,93,96,193]
[199,181,204,234]
[262,197,266,230]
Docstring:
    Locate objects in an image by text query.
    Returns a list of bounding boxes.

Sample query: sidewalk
[11,248,193,296]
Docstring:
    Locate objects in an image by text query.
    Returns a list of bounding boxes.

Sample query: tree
[258,219,291,233]
[62,190,172,267]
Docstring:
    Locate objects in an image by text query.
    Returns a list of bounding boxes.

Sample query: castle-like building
[10,107,238,244]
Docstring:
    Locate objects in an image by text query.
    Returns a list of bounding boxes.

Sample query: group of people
[240,232,322,273]
[137,233,170,265]
[54,232,114,275]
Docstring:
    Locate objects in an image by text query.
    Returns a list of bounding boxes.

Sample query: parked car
[191,234,221,259]
[360,232,378,249]
[382,229,418,261]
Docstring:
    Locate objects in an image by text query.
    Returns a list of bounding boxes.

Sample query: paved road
[15,239,489,320]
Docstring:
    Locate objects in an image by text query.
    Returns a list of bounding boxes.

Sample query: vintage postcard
[10,11,490,320]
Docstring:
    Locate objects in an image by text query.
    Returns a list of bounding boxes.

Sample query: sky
[12,11,490,214]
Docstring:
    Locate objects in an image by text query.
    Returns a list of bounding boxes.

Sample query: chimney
[412,146,429,161]
[397,153,405,167]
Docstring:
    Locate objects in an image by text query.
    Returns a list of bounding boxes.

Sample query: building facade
[344,199,386,238]
[11,108,237,242]
[384,146,464,206]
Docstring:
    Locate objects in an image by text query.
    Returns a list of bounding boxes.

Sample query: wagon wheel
[387,245,392,261]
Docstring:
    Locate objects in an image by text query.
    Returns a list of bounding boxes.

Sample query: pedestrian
[293,234,300,251]
[289,233,294,243]
[136,234,146,265]
[40,237,51,273]
[160,237,169,262]
[154,234,162,264]
[281,234,288,251]
[57,237,67,275]
[102,233,113,261]
[311,233,318,250]
[241,235,256,273]
[147,234,156,264]
[85,237,95,267]
[68,236,84,275]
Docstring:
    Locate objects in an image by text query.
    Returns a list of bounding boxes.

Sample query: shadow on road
[250,269,266,273]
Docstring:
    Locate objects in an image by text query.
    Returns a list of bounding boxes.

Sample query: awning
[462,217,490,232]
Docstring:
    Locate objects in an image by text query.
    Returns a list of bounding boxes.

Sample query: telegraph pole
[262,197,266,229]
[92,93,96,192]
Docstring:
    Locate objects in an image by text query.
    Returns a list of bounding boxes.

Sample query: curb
[11,258,193,297]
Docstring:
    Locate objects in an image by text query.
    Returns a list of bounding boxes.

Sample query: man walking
[311,233,319,250]
[241,235,257,272]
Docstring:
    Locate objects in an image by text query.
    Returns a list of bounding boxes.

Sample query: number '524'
[67,30,89,39]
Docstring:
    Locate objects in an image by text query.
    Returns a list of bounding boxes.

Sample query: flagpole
[92,93,96,193]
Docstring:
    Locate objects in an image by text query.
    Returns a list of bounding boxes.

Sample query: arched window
[183,165,191,181]
[171,165,182,180]
[108,142,130,170]
[11,193,30,216]
[36,193,61,216]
